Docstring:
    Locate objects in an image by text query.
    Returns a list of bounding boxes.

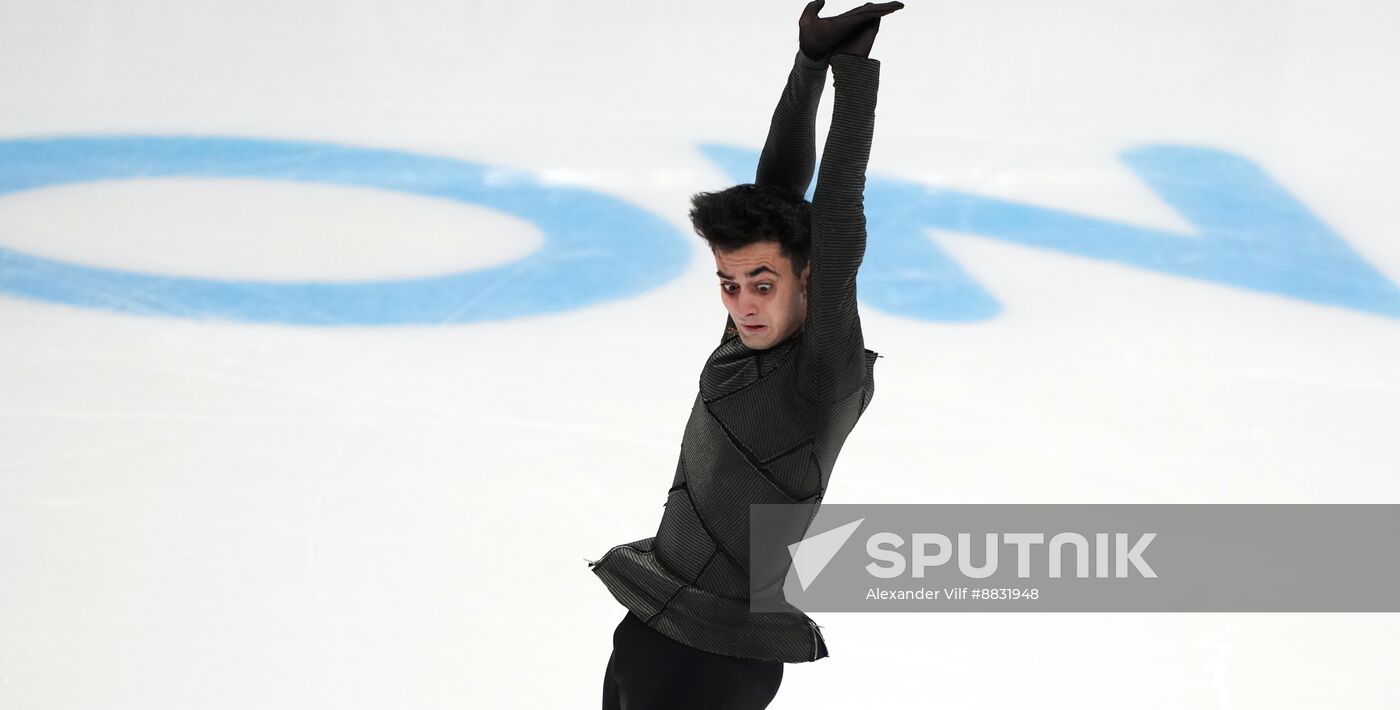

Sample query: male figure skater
[589,2,901,707]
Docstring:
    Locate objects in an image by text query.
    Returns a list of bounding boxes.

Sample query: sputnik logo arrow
[790,517,866,591]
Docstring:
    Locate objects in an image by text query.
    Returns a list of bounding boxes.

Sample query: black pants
[602,612,784,709]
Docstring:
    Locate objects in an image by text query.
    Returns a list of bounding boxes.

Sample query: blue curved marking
[701,142,1400,321]
[0,135,691,324]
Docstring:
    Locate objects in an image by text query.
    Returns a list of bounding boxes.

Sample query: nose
[736,291,760,317]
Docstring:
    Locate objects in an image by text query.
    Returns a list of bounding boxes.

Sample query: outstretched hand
[798,0,904,62]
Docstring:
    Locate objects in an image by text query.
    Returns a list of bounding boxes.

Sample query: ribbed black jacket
[588,49,881,663]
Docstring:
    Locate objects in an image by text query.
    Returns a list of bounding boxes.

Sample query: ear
[800,263,811,297]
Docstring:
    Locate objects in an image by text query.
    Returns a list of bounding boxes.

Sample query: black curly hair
[688,183,811,276]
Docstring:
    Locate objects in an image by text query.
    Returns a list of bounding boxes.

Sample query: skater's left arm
[799,54,880,402]
[797,5,897,401]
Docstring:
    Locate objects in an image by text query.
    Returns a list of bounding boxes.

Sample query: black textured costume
[588,49,881,664]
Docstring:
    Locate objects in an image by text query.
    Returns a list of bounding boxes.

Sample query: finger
[862,2,903,18]
[801,0,826,20]
[833,1,903,20]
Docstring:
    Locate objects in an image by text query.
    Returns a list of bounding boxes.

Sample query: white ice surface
[2,1,1399,708]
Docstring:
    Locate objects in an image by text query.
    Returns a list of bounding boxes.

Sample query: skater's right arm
[753,50,829,198]
[724,8,832,343]
[754,0,904,196]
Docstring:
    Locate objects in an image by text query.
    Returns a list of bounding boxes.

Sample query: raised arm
[754,51,828,197]
[798,48,884,401]
[725,1,901,348]
[757,0,901,195]
[723,50,828,344]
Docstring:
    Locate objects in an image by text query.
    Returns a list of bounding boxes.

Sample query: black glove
[798,0,904,61]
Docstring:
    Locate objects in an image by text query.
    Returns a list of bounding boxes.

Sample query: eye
[757,283,772,294]
[721,282,738,294]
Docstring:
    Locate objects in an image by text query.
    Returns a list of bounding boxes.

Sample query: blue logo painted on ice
[1,135,1396,323]
[703,143,1400,321]
[0,135,689,324]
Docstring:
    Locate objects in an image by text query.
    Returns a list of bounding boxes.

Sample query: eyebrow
[716,265,779,280]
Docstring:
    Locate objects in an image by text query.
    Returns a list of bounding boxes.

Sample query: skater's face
[714,241,809,350]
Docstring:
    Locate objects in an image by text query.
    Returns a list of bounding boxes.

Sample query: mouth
[741,324,767,333]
